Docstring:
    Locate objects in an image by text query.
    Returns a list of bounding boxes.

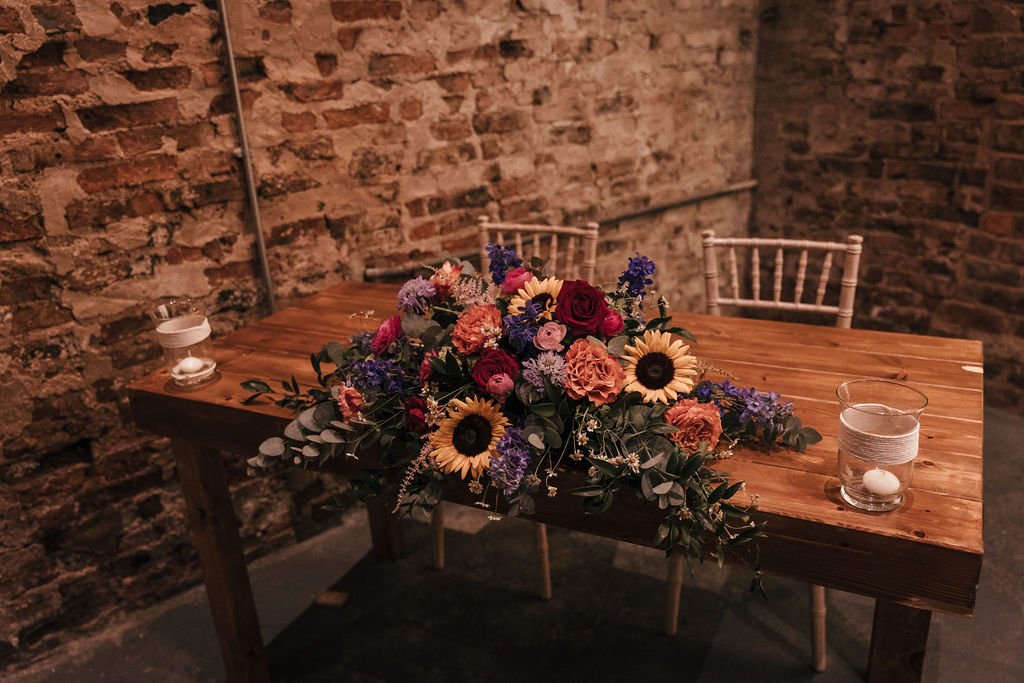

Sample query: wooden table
[128,281,984,683]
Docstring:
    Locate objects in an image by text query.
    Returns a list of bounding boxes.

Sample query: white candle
[176,356,204,374]
[862,468,901,496]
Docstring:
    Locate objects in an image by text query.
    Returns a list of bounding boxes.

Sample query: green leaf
[652,481,675,495]
[324,341,347,366]
[587,458,621,478]
[241,380,271,394]
[520,494,536,515]
[570,485,607,497]
[653,523,670,547]
[284,420,306,441]
[530,403,557,418]
[401,314,436,339]
[543,427,562,449]
[666,326,698,343]
[606,335,629,357]
[259,437,285,457]
[527,431,546,450]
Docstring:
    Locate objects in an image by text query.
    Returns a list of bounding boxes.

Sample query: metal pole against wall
[215,0,278,313]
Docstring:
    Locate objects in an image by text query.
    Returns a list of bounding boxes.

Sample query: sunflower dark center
[530,293,554,310]
[452,414,493,456]
[635,353,674,390]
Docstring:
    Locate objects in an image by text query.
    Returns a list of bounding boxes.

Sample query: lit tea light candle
[862,468,901,496]
[175,355,204,375]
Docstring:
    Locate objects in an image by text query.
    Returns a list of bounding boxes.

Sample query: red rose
[471,349,519,392]
[371,315,403,355]
[599,310,624,337]
[555,280,610,336]
[405,396,429,434]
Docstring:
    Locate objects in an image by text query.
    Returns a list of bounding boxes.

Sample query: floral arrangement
[242,247,820,572]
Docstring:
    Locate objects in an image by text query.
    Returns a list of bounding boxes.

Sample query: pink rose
[500,266,534,295]
[534,321,568,351]
[419,351,437,384]
[664,398,723,453]
[334,383,364,421]
[371,315,403,355]
[486,373,515,400]
[472,349,520,393]
[599,310,624,337]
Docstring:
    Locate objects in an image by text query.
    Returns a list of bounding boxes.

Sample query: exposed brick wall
[0,0,756,669]
[753,0,1024,408]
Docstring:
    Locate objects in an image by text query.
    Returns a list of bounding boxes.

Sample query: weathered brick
[330,1,401,22]
[77,155,178,192]
[868,101,936,122]
[315,52,337,76]
[429,116,472,141]
[259,0,292,23]
[398,98,422,120]
[76,98,179,132]
[142,42,177,64]
[336,27,361,50]
[368,52,436,76]
[3,70,88,98]
[30,1,81,33]
[0,6,24,33]
[123,66,192,91]
[280,80,345,103]
[965,37,1024,68]
[21,41,66,68]
[258,172,321,198]
[323,102,390,128]
[281,111,317,132]
[267,216,325,247]
[0,107,66,137]
[472,109,527,135]
[76,37,127,61]
[146,2,191,26]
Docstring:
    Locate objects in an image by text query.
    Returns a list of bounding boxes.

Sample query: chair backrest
[478,216,600,282]
[700,230,864,328]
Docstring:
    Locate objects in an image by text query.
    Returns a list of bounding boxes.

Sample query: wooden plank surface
[128,281,984,615]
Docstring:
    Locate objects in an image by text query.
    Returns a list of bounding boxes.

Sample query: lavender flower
[346,359,409,395]
[486,243,523,285]
[488,428,533,495]
[396,277,436,314]
[617,254,657,298]
[522,351,567,390]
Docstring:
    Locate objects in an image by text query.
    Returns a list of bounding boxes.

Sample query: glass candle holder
[836,379,928,512]
[149,297,217,387]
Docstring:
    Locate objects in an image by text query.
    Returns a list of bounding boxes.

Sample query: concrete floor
[9,407,1023,682]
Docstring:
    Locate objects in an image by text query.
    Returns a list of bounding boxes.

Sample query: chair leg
[810,584,827,672]
[430,502,445,569]
[534,522,552,600]
[663,553,685,636]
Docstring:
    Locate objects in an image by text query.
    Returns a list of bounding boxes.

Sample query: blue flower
[349,332,375,355]
[503,300,542,355]
[488,428,534,495]
[486,243,523,286]
[346,359,409,395]
[617,254,656,298]
[396,277,436,314]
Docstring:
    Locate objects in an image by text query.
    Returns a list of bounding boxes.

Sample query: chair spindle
[565,236,578,279]
[815,252,834,306]
[795,248,808,304]
[549,233,559,275]
[773,247,784,303]
[514,232,523,256]
[752,248,761,301]
[727,247,739,299]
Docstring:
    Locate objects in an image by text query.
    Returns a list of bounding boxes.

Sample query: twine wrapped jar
[149,298,217,387]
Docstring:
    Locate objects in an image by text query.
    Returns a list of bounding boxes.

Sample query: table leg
[171,440,269,683]
[867,599,932,683]
[365,492,403,560]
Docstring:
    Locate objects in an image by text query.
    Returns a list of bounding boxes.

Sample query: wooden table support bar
[868,600,933,683]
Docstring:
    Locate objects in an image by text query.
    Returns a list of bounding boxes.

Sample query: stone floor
[8,407,1023,682]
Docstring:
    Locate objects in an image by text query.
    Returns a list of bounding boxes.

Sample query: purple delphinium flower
[486,243,523,286]
[396,277,436,314]
[347,358,409,395]
[522,351,567,390]
[617,254,657,298]
[488,428,533,495]
[503,300,542,355]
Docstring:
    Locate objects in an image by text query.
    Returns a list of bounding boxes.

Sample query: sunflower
[509,277,563,319]
[429,397,509,479]
[621,330,699,404]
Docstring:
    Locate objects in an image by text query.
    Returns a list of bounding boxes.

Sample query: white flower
[625,453,640,473]
[547,486,557,497]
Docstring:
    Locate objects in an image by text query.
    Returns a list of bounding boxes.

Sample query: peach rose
[451,304,502,354]
[564,339,626,406]
[664,398,723,453]
[430,261,463,299]
[333,383,364,421]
